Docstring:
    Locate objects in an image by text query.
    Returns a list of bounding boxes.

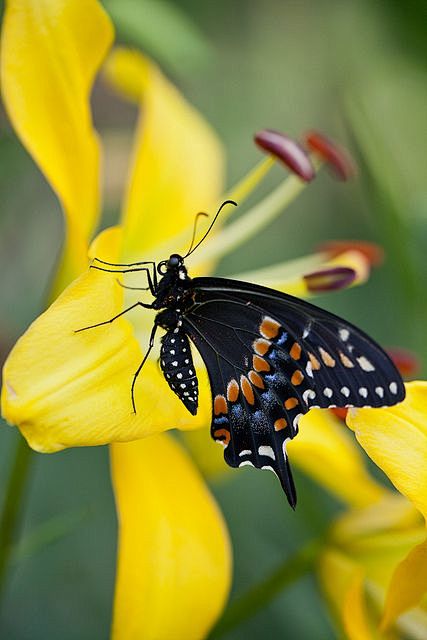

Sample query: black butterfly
[77,201,405,508]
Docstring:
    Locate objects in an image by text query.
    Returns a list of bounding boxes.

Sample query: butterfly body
[84,248,405,508]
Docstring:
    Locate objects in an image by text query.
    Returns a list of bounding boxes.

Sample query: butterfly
[77,201,405,508]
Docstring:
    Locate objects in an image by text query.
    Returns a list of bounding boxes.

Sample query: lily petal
[111,434,231,640]
[347,382,427,521]
[104,48,224,259]
[1,0,114,292]
[1,264,211,451]
[288,410,385,508]
[381,538,427,632]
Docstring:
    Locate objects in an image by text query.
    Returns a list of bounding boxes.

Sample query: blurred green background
[0,0,426,638]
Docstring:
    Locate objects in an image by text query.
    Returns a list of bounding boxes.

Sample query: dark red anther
[304,266,356,293]
[387,348,421,379]
[318,240,385,268]
[304,130,356,181]
[254,129,315,182]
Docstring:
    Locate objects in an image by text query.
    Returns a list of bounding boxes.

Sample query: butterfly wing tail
[277,456,297,509]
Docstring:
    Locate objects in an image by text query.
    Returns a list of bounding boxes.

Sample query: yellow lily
[317,382,427,639]
[1,2,230,637]
[0,1,388,638]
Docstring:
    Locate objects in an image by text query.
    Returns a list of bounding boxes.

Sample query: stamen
[304,267,356,292]
[304,130,356,181]
[255,129,315,182]
[189,171,313,267]
[226,156,275,204]
[318,240,384,267]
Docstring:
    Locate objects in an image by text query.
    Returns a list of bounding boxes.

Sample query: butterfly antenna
[184,211,209,257]
[184,200,237,258]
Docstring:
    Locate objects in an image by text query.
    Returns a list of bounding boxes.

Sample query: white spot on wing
[339,328,350,341]
[258,445,275,460]
[359,387,368,398]
[389,382,398,394]
[340,386,350,397]
[323,387,333,398]
[375,386,384,398]
[239,460,254,468]
[261,465,277,476]
[303,389,316,403]
[357,356,375,372]
[239,450,252,457]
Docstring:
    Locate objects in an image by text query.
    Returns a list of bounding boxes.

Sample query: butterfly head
[157,254,188,282]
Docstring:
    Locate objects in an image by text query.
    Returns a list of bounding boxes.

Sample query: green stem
[209,538,322,639]
[0,437,33,601]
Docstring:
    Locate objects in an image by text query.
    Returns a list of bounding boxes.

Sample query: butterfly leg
[131,324,158,413]
[90,265,158,295]
[74,301,154,333]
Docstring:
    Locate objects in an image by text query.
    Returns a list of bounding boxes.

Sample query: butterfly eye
[168,254,182,268]
[157,261,168,275]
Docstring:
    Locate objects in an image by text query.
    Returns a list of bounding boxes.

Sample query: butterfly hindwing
[181,277,405,506]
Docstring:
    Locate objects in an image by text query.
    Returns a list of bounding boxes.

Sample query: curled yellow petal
[1,0,114,291]
[111,434,231,640]
[381,538,427,631]
[342,569,374,640]
[347,382,427,521]
[1,266,210,451]
[104,49,224,259]
[288,410,385,508]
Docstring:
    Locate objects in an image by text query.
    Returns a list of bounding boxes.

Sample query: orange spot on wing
[285,397,299,410]
[240,375,255,405]
[213,428,230,446]
[309,352,321,370]
[253,338,271,356]
[214,395,228,415]
[227,379,240,402]
[339,351,354,368]
[274,418,287,431]
[290,342,302,360]
[291,370,304,386]
[248,370,265,389]
[319,347,336,367]
[253,355,271,372]
[259,316,281,339]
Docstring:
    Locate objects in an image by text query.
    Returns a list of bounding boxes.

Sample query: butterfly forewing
[182,277,405,506]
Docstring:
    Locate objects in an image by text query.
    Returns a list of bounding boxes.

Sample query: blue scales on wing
[181,277,405,508]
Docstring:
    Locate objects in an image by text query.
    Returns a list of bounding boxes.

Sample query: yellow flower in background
[318,382,427,639]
